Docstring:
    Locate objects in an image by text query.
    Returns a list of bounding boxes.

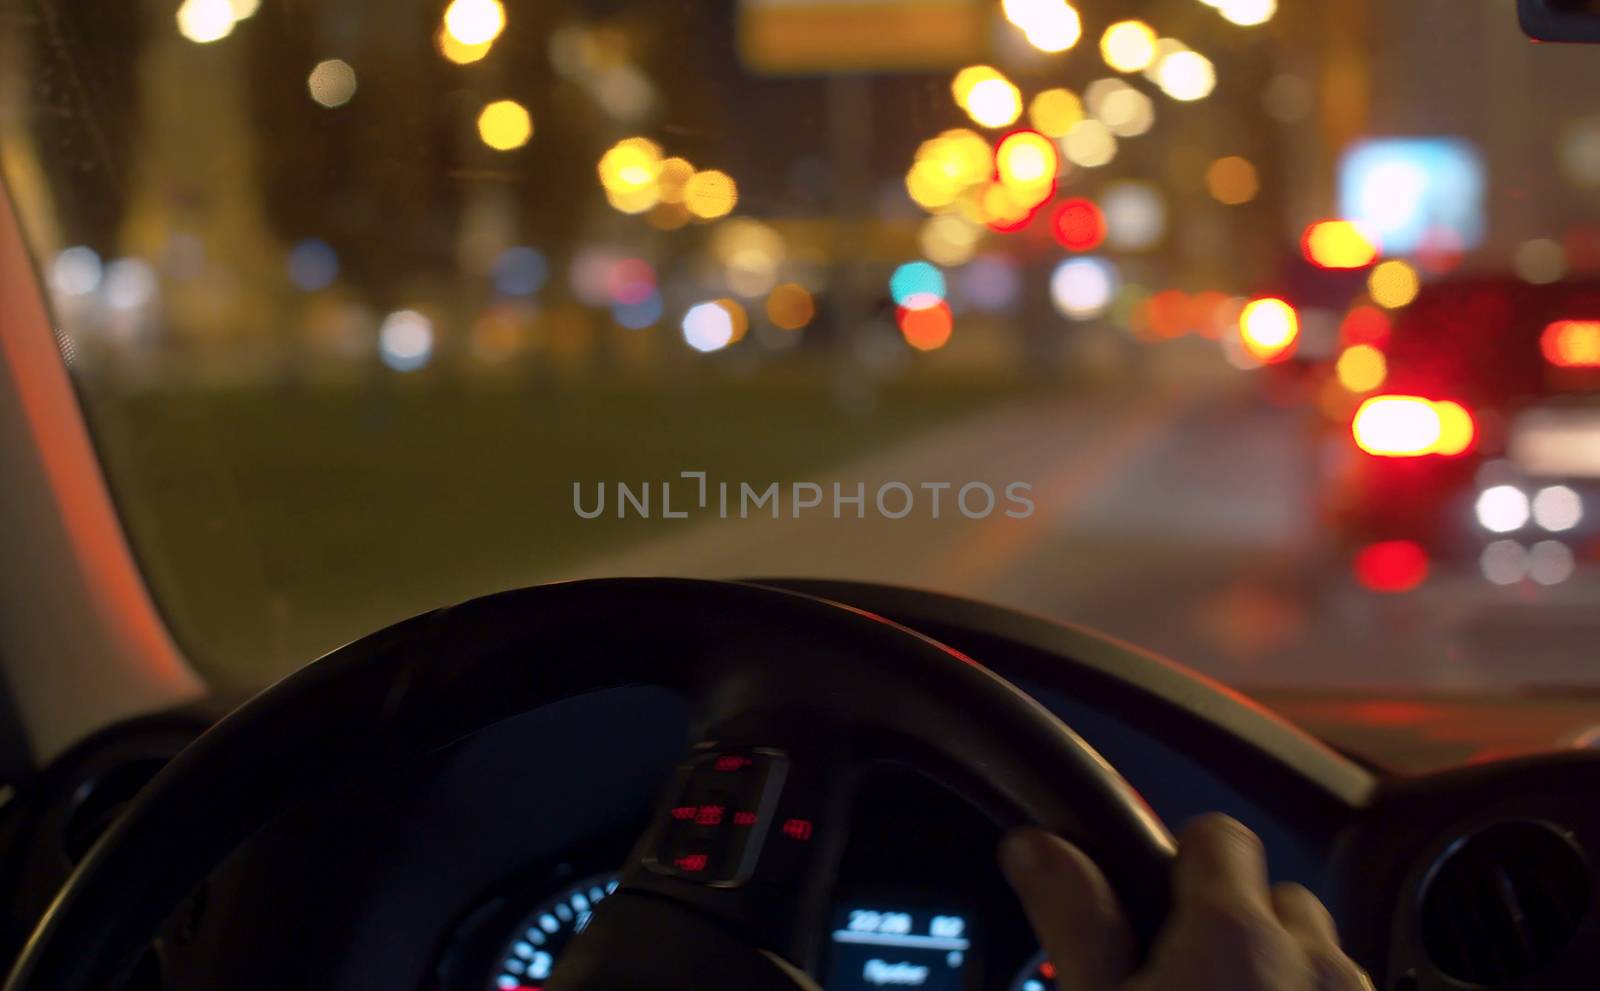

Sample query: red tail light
[1354,540,1429,592]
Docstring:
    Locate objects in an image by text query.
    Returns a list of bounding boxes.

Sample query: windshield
[3,0,1598,696]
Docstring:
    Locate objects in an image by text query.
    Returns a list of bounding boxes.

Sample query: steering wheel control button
[647,748,789,886]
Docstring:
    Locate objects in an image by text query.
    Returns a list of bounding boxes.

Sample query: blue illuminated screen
[825,905,971,989]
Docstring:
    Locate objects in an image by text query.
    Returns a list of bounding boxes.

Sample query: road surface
[562,367,1600,695]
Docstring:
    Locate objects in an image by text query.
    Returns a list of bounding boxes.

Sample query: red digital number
[781,818,814,842]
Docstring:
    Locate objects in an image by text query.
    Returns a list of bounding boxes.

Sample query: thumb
[1000,828,1135,991]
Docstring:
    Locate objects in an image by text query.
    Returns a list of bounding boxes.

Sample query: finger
[1173,814,1272,914]
[1271,883,1339,947]
[1000,828,1135,991]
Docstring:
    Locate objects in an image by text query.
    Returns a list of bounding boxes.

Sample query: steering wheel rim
[4,577,1175,990]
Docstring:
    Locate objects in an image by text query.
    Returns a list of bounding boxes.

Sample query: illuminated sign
[1338,138,1485,255]
[739,0,987,74]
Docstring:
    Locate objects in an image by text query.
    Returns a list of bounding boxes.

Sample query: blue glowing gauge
[1009,949,1055,991]
[487,872,618,991]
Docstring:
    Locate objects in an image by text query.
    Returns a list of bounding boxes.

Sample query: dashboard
[1,581,1597,991]
[434,766,1050,991]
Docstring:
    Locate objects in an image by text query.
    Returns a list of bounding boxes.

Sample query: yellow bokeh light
[996,131,1058,188]
[953,66,1004,109]
[1205,156,1259,205]
[765,283,815,330]
[919,215,981,266]
[1028,89,1083,138]
[598,137,663,194]
[1433,401,1474,456]
[965,78,1023,129]
[607,185,659,215]
[1003,0,1082,54]
[684,170,738,220]
[1303,220,1379,270]
[1239,297,1299,361]
[176,0,236,43]
[443,0,505,46]
[1369,260,1420,309]
[437,25,492,64]
[477,99,532,151]
[905,129,993,212]
[1336,344,1387,393]
[1155,50,1216,101]
[1100,20,1158,73]
[1219,0,1277,27]
[657,157,695,204]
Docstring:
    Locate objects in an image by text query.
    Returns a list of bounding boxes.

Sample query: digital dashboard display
[824,906,972,990]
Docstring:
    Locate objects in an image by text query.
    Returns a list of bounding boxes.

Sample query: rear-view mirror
[1521,0,1600,42]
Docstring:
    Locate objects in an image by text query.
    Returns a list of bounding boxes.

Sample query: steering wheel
[3,578,1176,990]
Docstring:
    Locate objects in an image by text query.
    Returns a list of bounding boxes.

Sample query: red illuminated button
[733,811,758,826]
[673,853,710,873]
[781,818,814,842]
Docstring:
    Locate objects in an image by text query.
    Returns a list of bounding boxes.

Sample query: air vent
[1419,820,1591,987]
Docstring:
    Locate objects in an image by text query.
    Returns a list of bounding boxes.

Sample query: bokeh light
[765,283,815,330]
[1368,260,1420,308]
[1340,305,1391,348]
[477,99,532,151]
[1352,396,1441,456]
[307,59,357,108]
[1050,257,1117,319]
[1354,540,1428,593]
[995,130,1058,189]
[1533,485,1583,532]
[1542,319,1600,367]
[443,0,506,46]
[1100,21,1158,73]
[1335,344,1387,393]
[1513,238,1567,285]
[1098,87,1155,138]
[890,261,947,306]
[682,301,736,353]
[1154,50,1216,101]
[104,258,157,311]
[50,247,102,297]
[287,239,339,291]
[1002,0,1082,53]
[898,301,955,351]
[715,298,750,343]
[1101,181,1165,251]
[1062,119,1116,167]
[437,26,492,64]
[1051,199,1106,251]
[176,0,236,43]
[684,170,739,220]
[379,310,434,372]
[1219,0,1277,26]
[1238,297,1298,361]
[964,78,1023,129]
[598,137,663,209]
[1205,156,1259,205]
[492,246,549,297]
[1302,220,1379,269]
[612,292,663,330]
[1028,89,1083,138]
[657,158,695,204]
[1433,401,1475,456]
[919,215,982,266]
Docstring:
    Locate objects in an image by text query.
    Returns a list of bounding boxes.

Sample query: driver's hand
[1000,814,1372,991]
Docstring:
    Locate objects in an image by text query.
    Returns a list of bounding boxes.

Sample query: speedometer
[1009,949,1056,991]
[486,872,618,990]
